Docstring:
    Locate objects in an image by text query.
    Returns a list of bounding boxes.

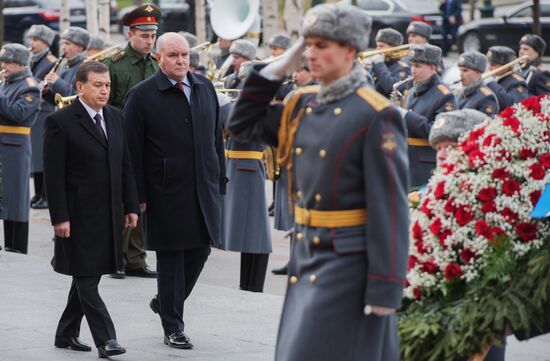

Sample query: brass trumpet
[86,45,123,62]
[191,41,213,52]
[55,94,77,109]
[358,44,411,63]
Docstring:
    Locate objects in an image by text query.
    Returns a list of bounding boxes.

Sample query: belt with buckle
[294,206,367,228]
[0,125,31,135]
[225,150,264,160]
[407,137,430,147]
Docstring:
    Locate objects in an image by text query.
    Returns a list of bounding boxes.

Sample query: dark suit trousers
[240,253,269,292]
[156,246,210,335]
[56,276,116,346]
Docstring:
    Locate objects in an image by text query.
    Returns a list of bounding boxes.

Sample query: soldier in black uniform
[397,44,456,187]
[367,28,411,98]
[223,39,256,90]
[229,4,409,360]
[519,34,550,96]
[456,51,499,116]
[485,46,528,109]
[0,44,41,253]
[27,24,57,209]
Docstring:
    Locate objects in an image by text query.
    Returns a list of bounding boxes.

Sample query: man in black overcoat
[123,32,226,349]
[43,61,139,358]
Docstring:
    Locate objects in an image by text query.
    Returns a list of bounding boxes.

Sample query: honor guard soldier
[456,51,499,116]
[485,46,528,109]
[224,39,256,90]
[104,3,160,278]
[44,27,90,98]
[0,44,41,253]
[519,34,550,96]
[104,3,160,110]
[268,33,295,101]
[229,4,409,360]
[402,21,445,74]
[398,44,457,187]
[27,24,57,209]
[367,28,411,98]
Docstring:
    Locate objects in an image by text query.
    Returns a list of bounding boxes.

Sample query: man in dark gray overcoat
[229,4,409,361]
[0,44,41,253]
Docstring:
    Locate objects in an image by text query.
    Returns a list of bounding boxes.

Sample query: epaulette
[110,50,126,63]
[480,86,492,96]
[437,84,450,95]
[282,85,319,105]
[512,74,524,82]
[356,86,390,112]
[47,54,57,63]
[398,60,409,68]
[26,77,37,87]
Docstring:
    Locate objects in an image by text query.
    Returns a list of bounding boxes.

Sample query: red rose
[444,199,456,214]
[420,199,432,217]
[460,248,476,264]
[455,206,474,226]
[438,229,452,247]
[541,153,550,169]
[529,164,545,180]
[412,221,423,242]
[519,148,537,160]
[530,190,542,206]
[430,218,442,236]
[499,106,514,118]
[502,179,521,196]
[490,226,506,244]
[482,201,497,213]
[501,207,518,222]
[496,150,512,162]
[520,96,542,114]
[413,288,421,299]
[468,149,486,167]
[434,181,446,200]
[408,255,418,270]
[461,140,478,154]
[515,222,538,242]
[442,163,455,175]
[444,263,463,280]
[468,127,485,141]
[492,168,509,180]
[477,187,497,202]
[421,260,439,274]
[502,116,520,132]
[415,241,427,255]
[475,219,492,238]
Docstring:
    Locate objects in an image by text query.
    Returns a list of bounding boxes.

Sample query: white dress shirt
[79,97,107,139]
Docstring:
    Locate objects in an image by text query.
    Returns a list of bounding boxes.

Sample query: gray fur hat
[28,24,56,46]
[0,43,30,65]
[375,28,403,46]
[88,36,105,50]
[61,26,90,49]
[458,51,488,73]
[189,50,200,68]
[268,33,292,50]
[301,3,372,51]
[179,31,198,48]
[406,21,432,40]
[408,43,441,65]
[520,34,547,56]
[487,46,516,65]
[429,109,488,147]
[229,39,256,60]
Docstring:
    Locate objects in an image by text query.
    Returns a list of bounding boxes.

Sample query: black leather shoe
[271,264,288,275]
[110,271,126,279]
[97,339,126,358]
[30,195,40,207]
[4,247,24,254]
[125,265,157,278]
[164,331,193,349]
[31,198,48,209]
[55,336,92,352]
[149,296,160,314]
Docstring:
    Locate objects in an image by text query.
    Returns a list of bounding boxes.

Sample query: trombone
[358,44,411,63]
[86,45,123,62]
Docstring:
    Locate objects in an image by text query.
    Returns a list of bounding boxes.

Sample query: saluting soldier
[485,46,528,109]
[398,44,457,187]
[367,28,411,98]
[402,21,445,74]
[27,24,57,210]
[519,34,550,96]
[0,44,41,253]
[103,3,161,278]
[229,4,409,360]
[456,51,499,116]
[223,39,256,90]
[43,27,90,98]
[104,3,160,110]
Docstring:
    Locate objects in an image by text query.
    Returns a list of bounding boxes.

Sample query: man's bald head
[156,32,190,81]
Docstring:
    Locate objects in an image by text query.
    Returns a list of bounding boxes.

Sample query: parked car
[458,1,550,55]
[3,0,86,44]
[342,0,445,47]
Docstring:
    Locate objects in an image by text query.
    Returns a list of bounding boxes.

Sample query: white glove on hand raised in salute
[260,37,307,82]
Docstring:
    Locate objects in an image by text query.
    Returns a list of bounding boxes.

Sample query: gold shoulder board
[282,85,320,105]
[437,84,450,95]
[47,54,57,63]
[26,77,37,87]
[480,86,492,96]
[356,87,390,112]
[111,50,126,63]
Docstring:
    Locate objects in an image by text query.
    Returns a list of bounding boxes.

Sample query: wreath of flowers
[399,95,550,361]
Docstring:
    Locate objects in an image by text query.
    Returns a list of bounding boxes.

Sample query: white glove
[364,305,396,316]
[363,54,385,67]
[260,37,307,82]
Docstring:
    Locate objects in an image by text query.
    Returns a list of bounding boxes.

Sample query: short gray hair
[156,32,189,54]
